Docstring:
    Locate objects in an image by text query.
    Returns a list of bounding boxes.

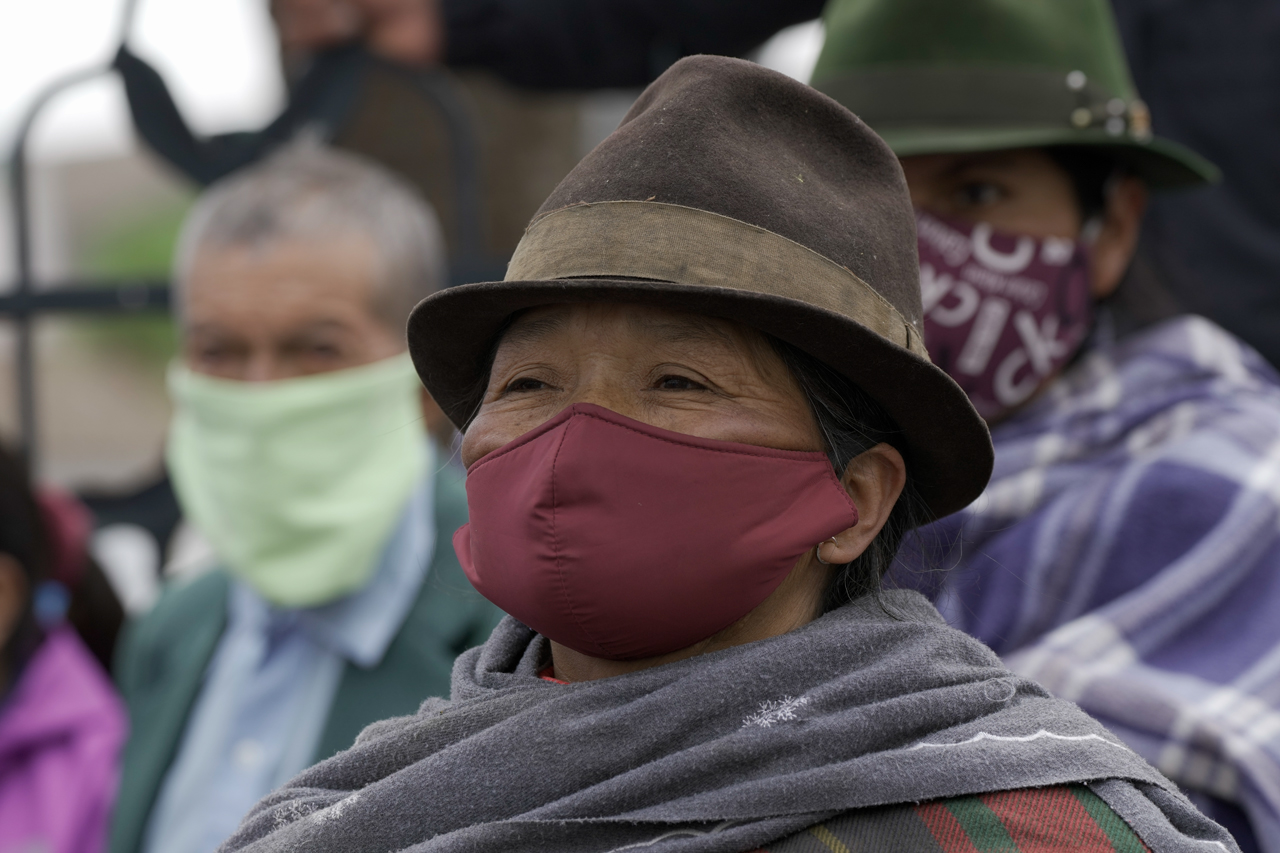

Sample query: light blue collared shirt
[142,475,436,853]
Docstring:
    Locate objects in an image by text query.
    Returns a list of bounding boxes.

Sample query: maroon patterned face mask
[916,210,1094,422]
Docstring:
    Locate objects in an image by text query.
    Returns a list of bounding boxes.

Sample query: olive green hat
[811,0,1218,188]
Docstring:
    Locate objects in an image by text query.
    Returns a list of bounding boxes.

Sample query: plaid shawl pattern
[899,316,1280,852]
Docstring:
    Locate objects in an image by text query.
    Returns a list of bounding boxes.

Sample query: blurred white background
[1,0,284,163]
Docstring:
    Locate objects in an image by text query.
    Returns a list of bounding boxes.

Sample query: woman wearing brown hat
[217,57,1234,853]
[814,2,1280,851]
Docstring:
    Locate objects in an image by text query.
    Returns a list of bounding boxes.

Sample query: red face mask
[454,403,859,660]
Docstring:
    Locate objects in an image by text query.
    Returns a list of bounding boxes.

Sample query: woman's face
[462,303,824,467]
[900,148,1147,299]
[463,302,905,682]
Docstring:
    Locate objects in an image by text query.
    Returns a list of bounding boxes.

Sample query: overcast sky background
[3,1,822,164]
[2,0,286,162]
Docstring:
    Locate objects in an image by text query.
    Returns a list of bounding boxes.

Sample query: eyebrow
[499,309,738,351]
[499,312,569,348]
[183,318,354,338]
[292,319,352,334]
[940,152,1025,178]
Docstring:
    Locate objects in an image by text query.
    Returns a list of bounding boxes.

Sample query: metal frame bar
[407,69,487,266]
[4,0,150,469]
[7,67,139,468]
[0,282,170,315]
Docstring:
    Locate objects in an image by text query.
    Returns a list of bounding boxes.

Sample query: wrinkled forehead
[499,303,743,351]
[488,302,793,384]
[180,237,385,324]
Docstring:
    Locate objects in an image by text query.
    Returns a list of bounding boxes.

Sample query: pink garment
[0,627,126,853]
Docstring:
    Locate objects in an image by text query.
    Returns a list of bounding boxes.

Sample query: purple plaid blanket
[897,315,1280,852]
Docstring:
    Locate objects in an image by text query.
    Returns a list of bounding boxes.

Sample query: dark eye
[192,343,234,365]
[656,374,707,391]
[955,181,1004,209]
[506,377,549,392]
[198,345,227,362]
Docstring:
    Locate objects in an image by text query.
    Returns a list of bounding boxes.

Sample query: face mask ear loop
[1080,168,1126,248]
[1080,216,1105,247]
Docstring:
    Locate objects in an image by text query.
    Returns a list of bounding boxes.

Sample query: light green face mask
[166,354,428,608]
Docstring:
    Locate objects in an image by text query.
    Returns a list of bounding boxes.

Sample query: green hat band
[819,67,1151,140]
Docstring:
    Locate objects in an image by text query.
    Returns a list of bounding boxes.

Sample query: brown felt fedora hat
[407,55,993,518]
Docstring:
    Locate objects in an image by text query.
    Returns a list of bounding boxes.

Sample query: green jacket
[107,465,503,853]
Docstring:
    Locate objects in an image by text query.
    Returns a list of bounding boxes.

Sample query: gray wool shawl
[219,591,1237,853]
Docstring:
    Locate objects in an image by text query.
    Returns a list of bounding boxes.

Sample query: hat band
[815,68,1150,140]
[506,200,927,359]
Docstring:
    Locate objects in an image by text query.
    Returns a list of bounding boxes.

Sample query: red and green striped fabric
[763,784,1151,852]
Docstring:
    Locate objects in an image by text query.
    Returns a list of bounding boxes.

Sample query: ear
[1089,175,1148,299]
[816,443,907,566]
[0,553,29,652]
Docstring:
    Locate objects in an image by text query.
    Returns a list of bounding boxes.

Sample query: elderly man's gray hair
[174,141,447,327]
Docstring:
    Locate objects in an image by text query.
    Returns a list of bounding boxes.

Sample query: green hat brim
[876,124,1219,190]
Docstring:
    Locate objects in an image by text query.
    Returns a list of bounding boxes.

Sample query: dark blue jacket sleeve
[442,0,825,89]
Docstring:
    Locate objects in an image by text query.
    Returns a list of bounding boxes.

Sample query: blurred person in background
[269,0,816,88]
[108,143,504,853]
[0,445,126,853]
[808,1,1280,850]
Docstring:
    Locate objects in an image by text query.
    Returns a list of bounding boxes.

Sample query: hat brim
[878,125,1219,190]
[408,278,994,520]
